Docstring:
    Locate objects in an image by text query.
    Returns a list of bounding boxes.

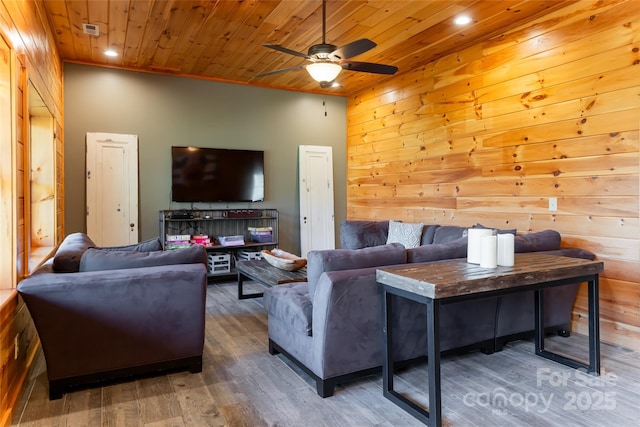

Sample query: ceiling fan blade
[256,65,305,78]
[341,61,398,75]
[331,38,376,60]
[262,44,311,60]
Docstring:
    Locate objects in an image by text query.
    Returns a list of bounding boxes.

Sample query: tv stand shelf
[159,208,278,279]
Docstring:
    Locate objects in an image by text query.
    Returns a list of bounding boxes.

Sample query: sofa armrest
[17,264,207,381]
[310,267,383,378]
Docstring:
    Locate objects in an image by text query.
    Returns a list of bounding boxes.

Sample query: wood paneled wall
[347,0,639,350]
[0,0,64,425]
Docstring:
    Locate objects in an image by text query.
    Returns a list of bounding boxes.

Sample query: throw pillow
[79,245,207,272]
[386,220,424,249]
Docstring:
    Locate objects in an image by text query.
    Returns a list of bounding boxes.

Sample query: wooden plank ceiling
[42,0,576,96]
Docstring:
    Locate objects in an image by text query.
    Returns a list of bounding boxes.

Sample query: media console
[159,208,278,279]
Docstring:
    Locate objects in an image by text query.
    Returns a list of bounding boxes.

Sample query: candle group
[467,228,515,268]
[480,234,497,268]
[497,233,515,267]
[466,228,493,264]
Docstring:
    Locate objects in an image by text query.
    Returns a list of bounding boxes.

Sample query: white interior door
[299,145,335,257]
[86,132,138,246]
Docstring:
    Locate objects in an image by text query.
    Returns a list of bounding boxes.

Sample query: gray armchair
[18,233,208,399]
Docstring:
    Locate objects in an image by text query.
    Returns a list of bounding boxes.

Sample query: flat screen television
[171,146,264,203]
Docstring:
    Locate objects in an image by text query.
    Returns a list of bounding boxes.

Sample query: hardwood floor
[12,281,640,426]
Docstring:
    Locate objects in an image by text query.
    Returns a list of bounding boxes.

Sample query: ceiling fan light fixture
[454,15,472,25]
[306,62,342,83]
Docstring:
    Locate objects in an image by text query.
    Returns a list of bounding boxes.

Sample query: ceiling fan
[256,0,398,88]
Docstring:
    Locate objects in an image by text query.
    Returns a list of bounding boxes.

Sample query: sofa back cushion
[340,220,389,249]
[307,243,406,298]
[96,237,162,252]
[514,230,561,253]
[420,224,440,245]
[432,225,469,244]
[79,245,207,272]
[53,233,96,272]
[340,220,441,249]
[406,237,468,263]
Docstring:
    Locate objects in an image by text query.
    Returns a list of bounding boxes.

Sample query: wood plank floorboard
[12,280,640,427]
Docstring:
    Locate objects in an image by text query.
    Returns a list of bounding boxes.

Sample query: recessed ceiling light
[104,50,118,57]
[454,15,472,25]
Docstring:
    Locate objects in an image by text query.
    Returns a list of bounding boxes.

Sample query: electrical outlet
[549,197,558,212]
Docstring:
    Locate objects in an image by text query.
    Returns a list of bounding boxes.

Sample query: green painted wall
[63,63,347,254]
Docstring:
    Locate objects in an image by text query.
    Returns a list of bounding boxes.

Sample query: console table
[376,253,604,427]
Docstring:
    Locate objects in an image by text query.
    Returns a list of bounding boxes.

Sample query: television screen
[171,146,264,203]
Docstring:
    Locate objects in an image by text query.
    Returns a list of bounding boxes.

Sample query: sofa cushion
[386,220,423,248]
[79,245,207,272]
[96,237,162,252]
[340,220,389,249]
[475,223,517,235]
[514,230,561,253]
[535,247,596,260]
[432,225,469,244]
[263,282,312,336]
[306,243,407,299]
[53,233,97,273]
[406,237,468,263]
[420,224,440,245]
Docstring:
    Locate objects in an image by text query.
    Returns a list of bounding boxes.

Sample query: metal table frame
[380,273,600,427]
[236,259,307,300]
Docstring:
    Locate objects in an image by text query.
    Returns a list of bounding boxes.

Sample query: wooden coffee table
[236,259,307,299]
[376,253,604,427]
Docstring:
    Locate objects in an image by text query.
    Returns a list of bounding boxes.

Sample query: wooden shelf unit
[159,208,278,278]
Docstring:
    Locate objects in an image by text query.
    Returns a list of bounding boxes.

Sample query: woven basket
[261,249,307,271]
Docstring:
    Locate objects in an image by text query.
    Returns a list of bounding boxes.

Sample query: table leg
[534,276,600,374]
[382,289,394,396]
[588,276,601,374]
[237,270,245,299]
[534,289,545,355]
[237,271,265,300]
[380,286,440,426]
[426,299,442,427]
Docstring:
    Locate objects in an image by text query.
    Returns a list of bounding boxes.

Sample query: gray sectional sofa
[263,221,596,397]
[17,233,208,399]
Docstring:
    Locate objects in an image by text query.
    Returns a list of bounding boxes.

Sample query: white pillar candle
[467,228,493,264]
[480,235,498,268]
[497,233,515,267]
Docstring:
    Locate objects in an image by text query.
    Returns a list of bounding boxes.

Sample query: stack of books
[218,235,245,246]
[190,235,211,246]
[165,234,191,250]
[248,226,273,243]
